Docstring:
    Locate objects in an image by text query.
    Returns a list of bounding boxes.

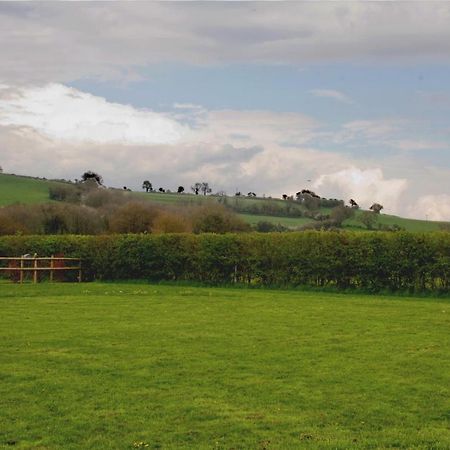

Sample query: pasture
[1,283,449,449]
[0,173,447,231]
[0,174,53,206]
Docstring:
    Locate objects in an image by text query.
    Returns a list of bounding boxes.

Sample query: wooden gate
[0,256,82,283]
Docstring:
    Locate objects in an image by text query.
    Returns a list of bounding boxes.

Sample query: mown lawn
[1,283,449,449]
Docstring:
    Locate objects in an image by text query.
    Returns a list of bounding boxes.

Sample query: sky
[0,2,449,220]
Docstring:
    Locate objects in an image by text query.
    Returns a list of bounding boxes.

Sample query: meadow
[0,174,53,206]
[1,283,449,449]
[0,173,447,232]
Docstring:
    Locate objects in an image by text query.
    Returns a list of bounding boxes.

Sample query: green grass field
[238,213,314,228]
[0,174,54,206]
[1,283,449,449]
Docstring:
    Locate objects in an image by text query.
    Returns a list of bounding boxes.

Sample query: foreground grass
[1,283,449,449]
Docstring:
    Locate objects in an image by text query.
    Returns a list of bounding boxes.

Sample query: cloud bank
[2,2,450,83]
[0,84,187,145]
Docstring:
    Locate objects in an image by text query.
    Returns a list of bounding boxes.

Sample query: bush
[48,183,81,203]
[0,232,448,293]
[108,202,160,233]
[191,204,250,233]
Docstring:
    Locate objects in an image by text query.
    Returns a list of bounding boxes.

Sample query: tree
[191,182,202,195]
[81,170,103,185]
[200,182,212,196]
[191,204,250,233]
[359,211,378,229]
[109,202,159,233]
[142,180,152,192]
[177,186,185,194]
[349,199,359,209]
[158,187,165,193]
[330,205,354,227]
[370,203,383,214]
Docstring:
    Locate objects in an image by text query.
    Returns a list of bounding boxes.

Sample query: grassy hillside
[1,283,449,449]
[0,173,447,231]
[0,173,54,205]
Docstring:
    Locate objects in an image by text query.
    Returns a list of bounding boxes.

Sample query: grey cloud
[2,2,450,83]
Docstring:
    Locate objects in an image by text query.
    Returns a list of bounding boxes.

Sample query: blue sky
[0,2,449,219]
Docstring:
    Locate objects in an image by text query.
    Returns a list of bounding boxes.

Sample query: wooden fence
[0,256,82,283]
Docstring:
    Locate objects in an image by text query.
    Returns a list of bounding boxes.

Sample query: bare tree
[200,182,212,196]
[191,182,202,195]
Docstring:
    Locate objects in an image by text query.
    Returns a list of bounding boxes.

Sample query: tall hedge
[0,232,448,293]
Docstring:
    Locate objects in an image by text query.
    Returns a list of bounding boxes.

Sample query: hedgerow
[0,232,448,293]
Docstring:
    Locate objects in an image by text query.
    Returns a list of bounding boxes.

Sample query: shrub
[191,204,250,234]
[0,232,447,293]
[108,202,160,233]
[152,211,191,233]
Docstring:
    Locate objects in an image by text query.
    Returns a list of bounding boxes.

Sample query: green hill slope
[0,173,54,205]
[0,173,447,232]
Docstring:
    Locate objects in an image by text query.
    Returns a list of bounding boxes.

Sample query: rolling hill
[0,172,447,232]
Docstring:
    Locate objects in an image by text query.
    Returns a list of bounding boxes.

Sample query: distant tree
[81,170,103,185]
[191,204,250,233]
[370,203,384,214]
[177,186,185,194]
[200,182,212,196]
[282,194,288,200]
[158,187,165,193]
[255,221,287,232]
[142,180,152,192]
[109,202,159,233]
[191,182,202,195]
[235,192,241,197]
[360,211,378,229]
[152,211,191,233]
[349,199,359,209]
[247,192,256,197]
[330,205,355,227]
[0,166,3,173]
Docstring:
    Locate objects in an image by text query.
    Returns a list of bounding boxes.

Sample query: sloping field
[0,174,53,206]
[1,283,449,449]
[0,173,447,231]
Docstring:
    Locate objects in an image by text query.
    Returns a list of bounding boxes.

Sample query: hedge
[0,232,449,293]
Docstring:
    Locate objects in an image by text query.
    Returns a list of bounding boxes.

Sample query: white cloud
[411,194,450,221]
[0,84,188,145]
[313,167,408,212]
[309,89,352,104]
[0,83,447,221]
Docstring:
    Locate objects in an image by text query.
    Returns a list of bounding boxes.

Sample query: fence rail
[0,256,82,283]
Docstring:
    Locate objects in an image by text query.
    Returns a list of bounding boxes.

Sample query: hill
[0,173,55,205]
[0,172,447,232]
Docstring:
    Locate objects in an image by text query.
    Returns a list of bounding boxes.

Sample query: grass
[345,210,444,232]
[0,173,448,231]
[0,174,54,206]
[238,213,314,228]
[1,282,449,449]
